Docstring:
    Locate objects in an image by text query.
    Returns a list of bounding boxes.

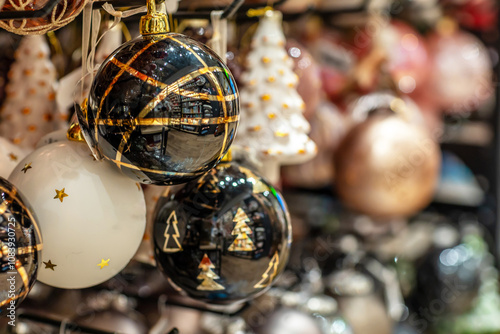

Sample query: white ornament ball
[9,140,146,289]
[0,136,28,178]
[35,129,68,149]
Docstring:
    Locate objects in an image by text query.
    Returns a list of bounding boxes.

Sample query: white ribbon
[209,10,227,63]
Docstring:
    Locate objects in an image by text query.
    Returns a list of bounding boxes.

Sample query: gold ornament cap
[67,123,85,142]
[140,0,169,35]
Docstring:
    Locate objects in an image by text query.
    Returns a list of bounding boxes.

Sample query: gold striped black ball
[80,33,239,185]
[0,177,41,314]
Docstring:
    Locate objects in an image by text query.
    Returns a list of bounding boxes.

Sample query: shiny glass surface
[82,33,239,185]
[153,162,291,304]
[0,177,41,314]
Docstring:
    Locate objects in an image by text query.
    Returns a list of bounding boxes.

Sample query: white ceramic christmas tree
[0,35,65,149]
[236,9,316,183]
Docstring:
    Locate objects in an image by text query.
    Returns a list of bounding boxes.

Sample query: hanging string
[209,10,228,63]
[81,2,93,98]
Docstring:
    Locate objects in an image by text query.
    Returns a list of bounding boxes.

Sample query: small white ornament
[9,140,146,289]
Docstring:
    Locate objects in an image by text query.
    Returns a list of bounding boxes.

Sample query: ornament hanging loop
[140,0,170,35]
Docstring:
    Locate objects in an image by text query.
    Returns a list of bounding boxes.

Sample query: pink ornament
[378,20,430,96]
[286,40,322,120]
[426,29,493,113]
[309,31,354,102]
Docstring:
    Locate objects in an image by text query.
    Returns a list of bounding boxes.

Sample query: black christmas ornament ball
[153,160,291,304]
[0,177,41,315]
[80,32,239,185]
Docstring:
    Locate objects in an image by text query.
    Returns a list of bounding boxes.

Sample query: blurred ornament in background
[0,177,41,314]
[9,140,146,289]
[425,20,493,114]
[397,0,442,27]
[282,101,347,189]
[0,35,66,149]
[327,268,393,334]
[454,0,498,31]
[286,40,322,121]
[153,159,292,304]
[18,281,82,320]
[258,309,323,334]
[375,20,429,96]
[0,137,27,178]
[434,152,485,207]
[309,31,354,102]
[82,21,239,185]
[73,290,148,334]
[179,19,213,45]
[410,224,487,319]
[0,0,90,35]
[335,93,441,218]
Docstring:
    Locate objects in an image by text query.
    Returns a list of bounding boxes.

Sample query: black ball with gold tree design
[153,156,291,304]
[79,0,239,185]
[0,177,41,314]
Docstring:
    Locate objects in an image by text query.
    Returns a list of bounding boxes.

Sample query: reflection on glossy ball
[0,177,41,314]
[81,33,239,185]
[153,162,291,304]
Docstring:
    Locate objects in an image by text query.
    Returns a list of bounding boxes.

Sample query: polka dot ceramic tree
[0,35,66,149]
[236,10,316,183]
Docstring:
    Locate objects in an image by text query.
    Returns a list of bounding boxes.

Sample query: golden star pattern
[53,188,68,202]
[43,260,57,271]
[97,258,110,269]
[21,162,32,173]
[8,153,17,161]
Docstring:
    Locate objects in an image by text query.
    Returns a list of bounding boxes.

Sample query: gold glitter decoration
[254,251,280,288]
[163,211,183,253]
[21,163,32,173]
[197,254,225,291]
[53,188,68,202]
[228,208,256,252]
[43,260,56,271]
[97,258,110,269]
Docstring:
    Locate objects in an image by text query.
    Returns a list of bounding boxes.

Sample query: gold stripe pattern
[95,36,238,175]
[97,115,239,127]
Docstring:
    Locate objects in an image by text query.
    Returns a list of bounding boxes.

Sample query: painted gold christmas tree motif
[197,253,225,291]
[228,208,256,252]
[254,251,280,289]
[163,211,183,253]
